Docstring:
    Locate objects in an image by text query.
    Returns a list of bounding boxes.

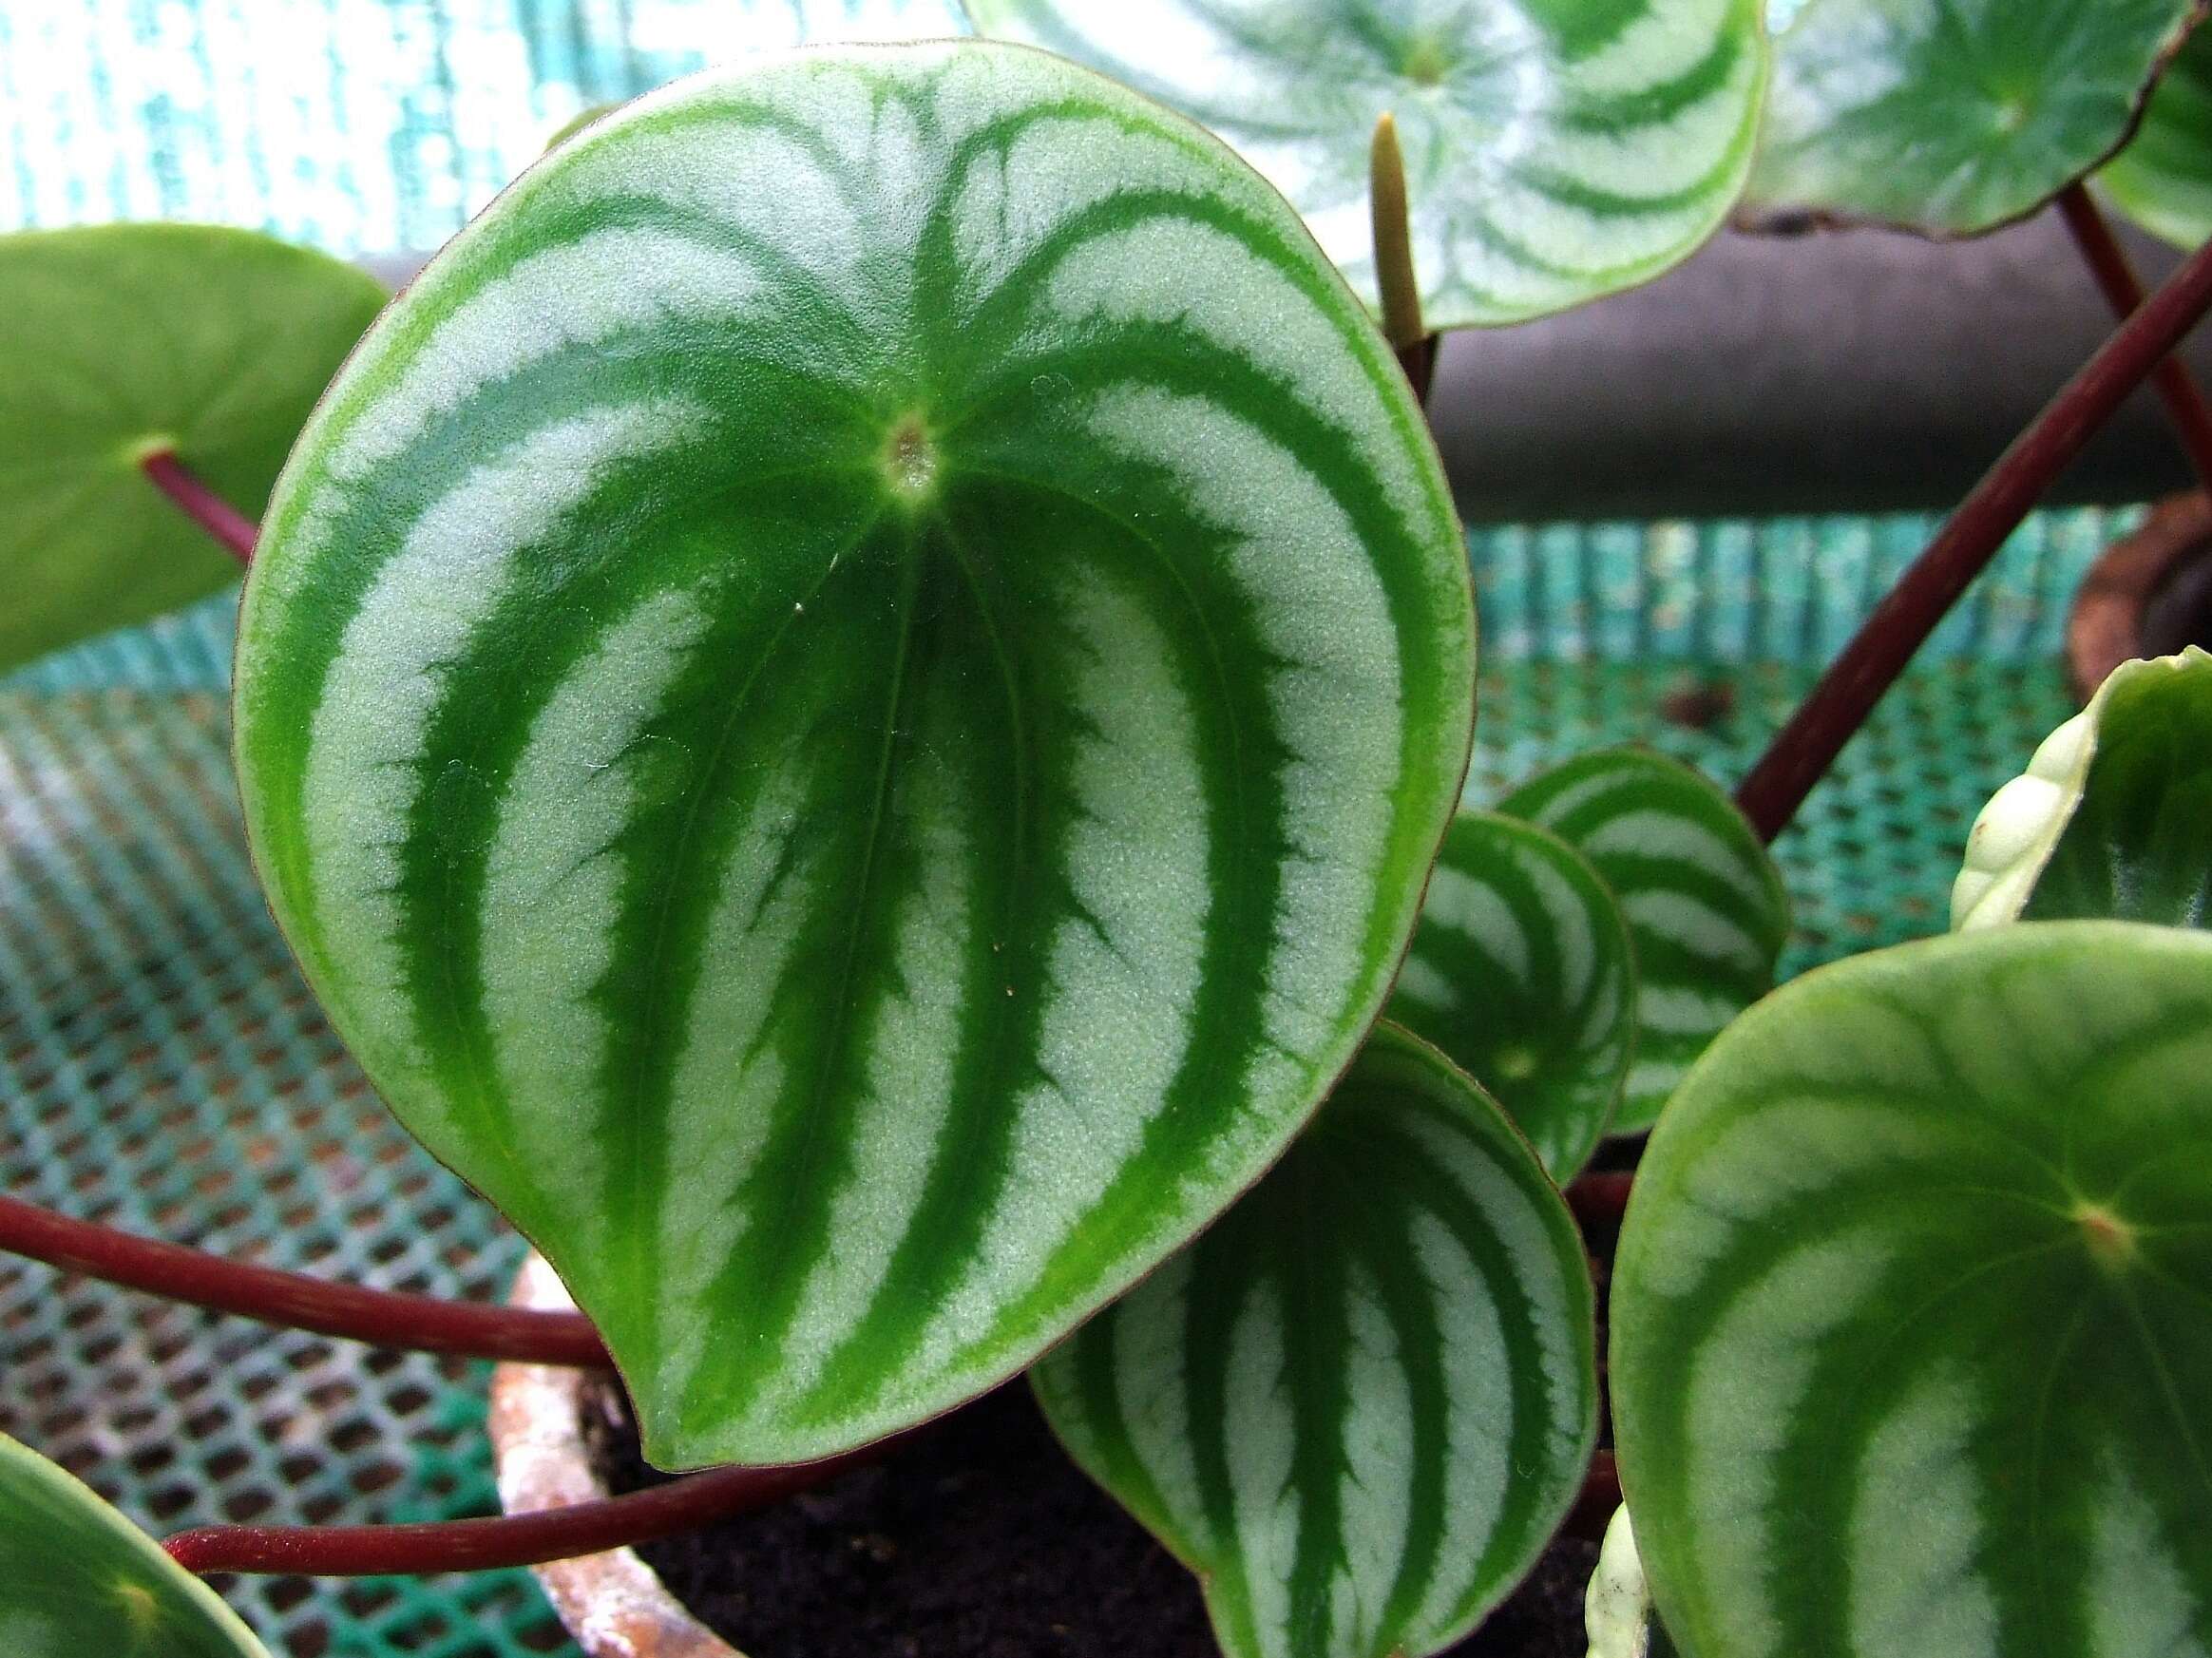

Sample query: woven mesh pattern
[0,507,2129,1655]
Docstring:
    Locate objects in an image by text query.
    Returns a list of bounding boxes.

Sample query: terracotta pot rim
[488,1254,739,1658]
[2066,490,2212,702]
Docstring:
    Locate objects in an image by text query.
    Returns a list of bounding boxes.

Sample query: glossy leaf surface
[0,1435,267,1657]
[2101,20,2212,250]
[233,43,1476,1469]
[0,224,384,670]
[964,0,1767,329]
[1387,810,1634,1179]
[1499,748,1785,1135]
[1613,922,2212,1658]
[1954,647,2212,931]
[1034,1023,1597,1658]
[1750,0,2202,234]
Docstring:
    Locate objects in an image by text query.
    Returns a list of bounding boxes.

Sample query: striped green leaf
[1612,921,2212,1658]
[231,42,1476,1469]
[963,0,1768,330]
[0,1435,268,1657]
[1386,810,1635,1180]
[1584,1506,1678,1658]
[1954,647,2212,931]
[0,224,385,671]
[1033,1022,1597,1658]
[1498,748,1786,1136]
[1749,0,2204,234]
[2100,19,2212,250]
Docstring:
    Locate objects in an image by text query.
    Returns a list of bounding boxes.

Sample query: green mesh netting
[0,505,2131,1656]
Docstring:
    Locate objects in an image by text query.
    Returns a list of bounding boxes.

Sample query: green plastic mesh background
[0,505,2133,1656]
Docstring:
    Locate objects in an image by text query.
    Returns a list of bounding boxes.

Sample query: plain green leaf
[232,42,1476,1470]
[1953,647,2212,930]
[0,1435,268,1657]
[964,0,1768,329]
[1499,747,1787,1136]
[1033,1022,1597,1658]
[1388,810,1635,1180]
[1750,0,2202,234]
[1613,920,2212,1658]
[2100,18,2212,250]
[0,224,385,671]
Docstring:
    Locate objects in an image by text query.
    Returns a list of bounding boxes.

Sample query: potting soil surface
[593,1377,1596,1658]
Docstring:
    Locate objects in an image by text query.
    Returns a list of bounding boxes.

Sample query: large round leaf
[1033,1022,1597,1658]
[232,42,1476,1469]
[1613,921,2212,1658]
[1954,647,2212,931]
[0,224,385,671]
[964,0,1768,330]
[1749,0,2204,235]
[2102,21,2212,253]
[1386,810,1635,1180]
[0,1435,268,1657]
[1498,747,1786,1135]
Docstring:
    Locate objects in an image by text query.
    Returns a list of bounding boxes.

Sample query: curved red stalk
[140,448,257,563]
[1735,228,2212,844]
[163,1441,888,1575]
[2055,182,2212,490]
[0,1192,605,1366]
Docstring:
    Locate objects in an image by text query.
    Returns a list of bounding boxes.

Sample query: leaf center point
[881,412,940,508]
[2071,1202,2139,1270]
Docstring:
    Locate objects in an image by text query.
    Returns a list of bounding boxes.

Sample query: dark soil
[591,1377,1596,1658]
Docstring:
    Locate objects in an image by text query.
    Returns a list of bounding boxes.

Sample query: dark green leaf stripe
[1498,748,1786,1135]
[1749,0,2204,234]
[232,42,1475,1468]
[0,1435,268,1656]
[1954,647,2212,932]
[1613,922,2212,1658]
[1387,810,1635,1180]
[2100,19,2212,250]
[963,0,1767,330]
[1033,1023,1596,1658]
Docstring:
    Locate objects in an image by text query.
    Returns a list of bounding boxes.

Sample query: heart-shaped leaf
[2100,19,2212,250]
[1584,1505,1678,1658]
[0,224,385,671]
[1498,748,1786,1136]
[232,42,1476,1469]
[1386,810,1635,1180]
[1954,647,2212,931]
[1748,0,2203,234]
[1032,1022,1597,1658]
[963,0,1768,330]
[1612,920,2212,1658]
[0,1435,268,1657]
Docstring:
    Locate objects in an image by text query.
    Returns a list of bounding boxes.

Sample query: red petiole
[140,448,257,563]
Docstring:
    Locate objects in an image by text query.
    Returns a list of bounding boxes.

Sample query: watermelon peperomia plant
[2,9,2212,1658]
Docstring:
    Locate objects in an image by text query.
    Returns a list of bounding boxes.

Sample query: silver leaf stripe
[1499,748,1786,1135]
[1035,1026,1597,1658]
[234,42,1474,1465]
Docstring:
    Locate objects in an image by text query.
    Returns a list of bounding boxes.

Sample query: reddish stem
[0,1192,605,1366]
[2055,182,2212,492]
[1562,1449,1622,1543]
[1734,228,2212,844]
[140,448,257,564]
[1566,1172,1634,1234]
[164,1444,883,1575]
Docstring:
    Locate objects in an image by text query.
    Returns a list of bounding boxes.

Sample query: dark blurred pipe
[1426,208,2212,522]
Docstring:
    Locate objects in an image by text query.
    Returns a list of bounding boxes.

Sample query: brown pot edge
[487,1254,741,1658]
[2066,491,2212,702]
